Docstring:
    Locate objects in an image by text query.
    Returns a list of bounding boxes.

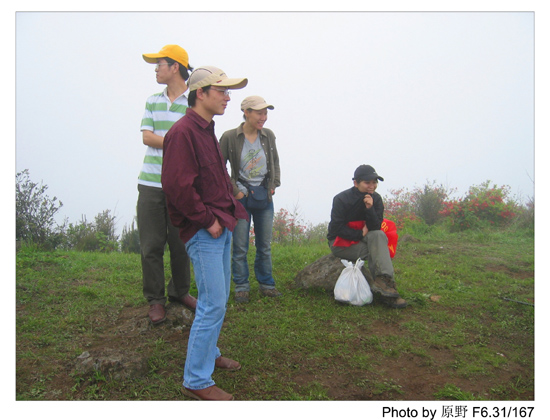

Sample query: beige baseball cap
[142,44,189,68]
[187,66,248,92]
[240,96,275,111]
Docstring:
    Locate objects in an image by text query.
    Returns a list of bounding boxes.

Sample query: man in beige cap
[162,66,248,401]
[137,45,197,325]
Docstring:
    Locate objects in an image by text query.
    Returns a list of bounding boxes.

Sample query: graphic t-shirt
[237,134,267,194]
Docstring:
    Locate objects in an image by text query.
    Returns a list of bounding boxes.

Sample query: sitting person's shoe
[215,356,241,371]
[382,297,408,309]
[259,288,282,298]
[148,304,166,324]
[371,276,400,298]
[182,385,234,401]
[169,293,197,312]
[234,291,249,303]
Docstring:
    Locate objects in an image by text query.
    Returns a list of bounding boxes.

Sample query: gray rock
[77,351,90,359]
[181,308,195,327]
[294,254,374,291]
[74,348,149,380]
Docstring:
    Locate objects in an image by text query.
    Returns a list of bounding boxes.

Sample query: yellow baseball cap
[142,45,189,68]
[187,66,248,92]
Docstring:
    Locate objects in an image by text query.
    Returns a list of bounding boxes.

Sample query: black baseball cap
[353,165,384,182]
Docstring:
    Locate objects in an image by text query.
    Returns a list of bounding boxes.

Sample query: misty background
[16,11,535,234]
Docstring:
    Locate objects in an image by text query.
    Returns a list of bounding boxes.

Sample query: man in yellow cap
[137,45,197,325]
[162,66,248,401]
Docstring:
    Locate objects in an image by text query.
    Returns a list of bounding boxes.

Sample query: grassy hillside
[16,228,534,401]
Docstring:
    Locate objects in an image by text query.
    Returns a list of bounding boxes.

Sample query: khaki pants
[330,230,395,285]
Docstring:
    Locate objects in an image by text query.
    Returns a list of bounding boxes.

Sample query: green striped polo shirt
[138,88,188,188]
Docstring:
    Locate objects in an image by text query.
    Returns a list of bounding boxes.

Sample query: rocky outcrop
[293,254,374,291]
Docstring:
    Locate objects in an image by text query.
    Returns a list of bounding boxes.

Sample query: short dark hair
[355,178,378,184]
[188,85,211,107]
[164,57,194,81]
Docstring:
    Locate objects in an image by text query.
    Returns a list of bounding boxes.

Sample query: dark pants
[137,184,191,305]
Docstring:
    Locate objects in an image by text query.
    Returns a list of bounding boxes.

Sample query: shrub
[62,210,119,251]
[414,181,455,225]
[120,219,140,253]
[511,197,534,231]
[62,216,94,250]
[16,169,64,248]
[304,221,330,243]
[383,187,417,230]
[384,181,455,229]
[272,207,307,245]
[440,181,519,231]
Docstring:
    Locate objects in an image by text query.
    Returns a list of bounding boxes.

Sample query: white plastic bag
[334,259,373,306]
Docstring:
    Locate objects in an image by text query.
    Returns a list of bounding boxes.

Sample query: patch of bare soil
[25,287,533,401]
[18,303,192,400]
[281,320,533,401]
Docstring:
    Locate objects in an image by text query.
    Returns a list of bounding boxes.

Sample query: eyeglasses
[155,62,172,70]
[211,87,232,97]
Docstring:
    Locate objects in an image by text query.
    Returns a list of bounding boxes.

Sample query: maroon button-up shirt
[162,108,248,243]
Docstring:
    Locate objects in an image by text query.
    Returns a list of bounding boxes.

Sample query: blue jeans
[183,228,232,390]
[232,197,276,292]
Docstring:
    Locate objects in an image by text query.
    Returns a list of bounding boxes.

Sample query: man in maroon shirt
[162,66,248,401]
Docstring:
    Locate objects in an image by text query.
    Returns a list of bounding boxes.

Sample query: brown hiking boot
[148,304,166,324]
[234,291,250,303]
[371,276,399,298]
[215,356,241,371]
[182,385,234,401]
[382,297,408,309]
[169,293,197,312]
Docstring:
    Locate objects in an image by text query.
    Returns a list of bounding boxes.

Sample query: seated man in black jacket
[327,164,407,309]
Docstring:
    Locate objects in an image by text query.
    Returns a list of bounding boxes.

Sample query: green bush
[384,181,455,229]
[16,169,65,249]
[510,196,534,232]
[304,221,330,243]
[383,187,418,230]
[61,211,119,251]
[440,181,520,231]
[414,181,455,225]
[120,219,140,253]
[272,207,307,245]
[60,215,92,249]
[15,169,534,252]
[384,180,531,235]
